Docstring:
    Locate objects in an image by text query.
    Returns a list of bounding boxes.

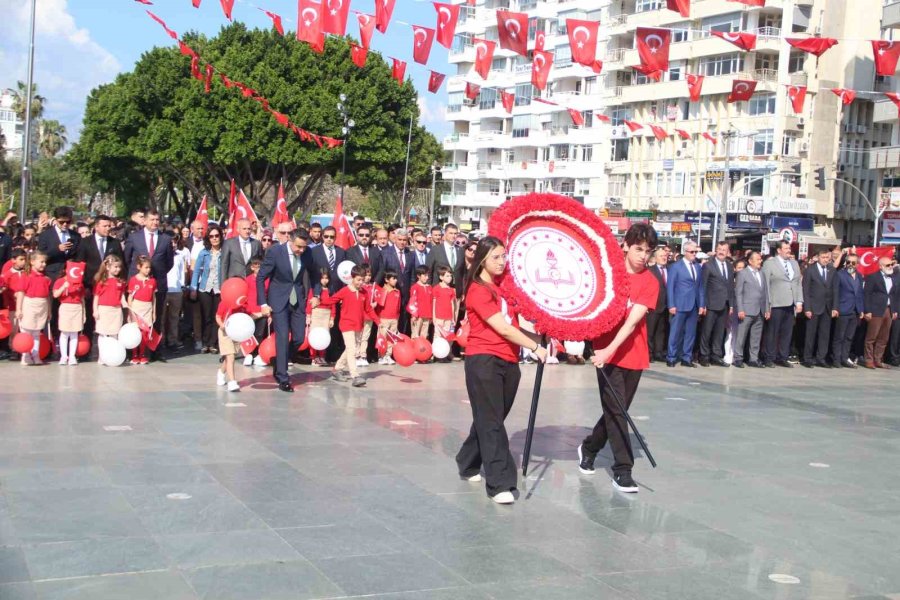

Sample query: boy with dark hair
[376,269,401,364]
[577,223,659,493]
[410,265,433,338]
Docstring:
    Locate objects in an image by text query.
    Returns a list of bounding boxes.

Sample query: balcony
[442,132,473,151]
[441,191,505,208]
[874,99,900,123]
[886,0,900,28]
[868,145,900,169]
[753,68,779,83]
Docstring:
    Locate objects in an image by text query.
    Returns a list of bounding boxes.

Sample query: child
[93,255,128,364]
[355,266,376,367]
[243,257,268,367]
[127,256,157,365]
[3,249,28,358]
[376,270,401,365]
[14,251,51,365]
[53,269,85,365]
[319,264,379,387]
[410,266,433,339]
[215,301,245,392]
[432,265,458,361]
[306,268,335,367]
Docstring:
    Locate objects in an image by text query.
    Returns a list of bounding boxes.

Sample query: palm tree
[11,81,46,122]
[38,120,67,158]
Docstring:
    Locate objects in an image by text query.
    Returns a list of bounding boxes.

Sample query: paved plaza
[0,357,897,599]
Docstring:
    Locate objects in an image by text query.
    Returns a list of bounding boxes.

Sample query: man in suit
[761,240,803,367]
[666,241,704,367]
[74,215,124,357]
[258,231,321,392]
[381,227,415,333]
[425,223,462,286]
[37,205,79,283]
[699,241,736,366]
[801,249,837,367]
[310,226,347,294]
[124,209,175,338]
[410,231,431,274]
[862,255,900,369]
[220,219,262,281]
[832,254,865,368]
[646,247,669,362]
[345,224,383,281]
[733,251,770,368]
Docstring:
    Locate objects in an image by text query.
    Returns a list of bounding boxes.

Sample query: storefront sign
[764,197,816,214]
[770,216,814,231]
[883,213,900,240]
[727,213,765,229]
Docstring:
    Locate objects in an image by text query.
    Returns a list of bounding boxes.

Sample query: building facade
[0,90,24,159]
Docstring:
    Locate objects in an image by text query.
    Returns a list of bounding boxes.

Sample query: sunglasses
[415,240,427,244]
[454,241,467,247]
[684,250,697,254]
[847,261,858,266]
[262,237,272,242]
[358,233,371,238]
[323,234,336,239]
[466,246,476,252]
[208,234,221,239]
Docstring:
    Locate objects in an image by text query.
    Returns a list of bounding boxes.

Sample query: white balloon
[118,323,143,350]
[432,337,451,359]
[100,339,127,366]
[225,313,255,343]
[308,327,331,351]
[337,260,356,285]
[564,341,585,356]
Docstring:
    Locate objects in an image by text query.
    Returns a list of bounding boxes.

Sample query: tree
[69,24,443,222]
[11,81,46,122]
[4,156,91,215]
[38,120,68,158]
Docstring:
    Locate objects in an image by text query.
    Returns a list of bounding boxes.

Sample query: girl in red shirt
[409,266,432,339]
[306,268,335,367]
[432,266,458,350]
[128,256,157,365]
[319,264,379,387]
[53,268,86,366]
[93,255,128,364]
[456,237,547,505]
[14,251,51,365]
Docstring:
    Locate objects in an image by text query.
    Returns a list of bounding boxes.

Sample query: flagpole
[400,113,413,226]
[19,0,37,219]
[337,94,354,206]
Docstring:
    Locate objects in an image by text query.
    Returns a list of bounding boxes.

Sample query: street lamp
[429,162,441,227]
[19,0,37,219]
[829,177,883,244]
[337,94,355,204]
[712,129,758,247]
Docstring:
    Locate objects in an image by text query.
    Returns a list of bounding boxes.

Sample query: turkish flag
[686,73,704,101]
[636,27,671,73]
[787,85,807,114]
[727,79,757,102]
[633,64,663,81]
[148,11,178,39]
[194,195,209,230]
[428,71,446,93]
[857,247,895,276]
[567,19,599,68]
[465,81,480,99]
[297,0,324,48]
[391,58,407,84]
[534,26,546,52]
[666,0,689,17]
[65,261,85,286]
[649,125,668,141]
[204,64,214,93]
[192,0,201,6]
[190,56,201,80]
[350,42,368,68]
[230,190,260,237]
[332,197,354,250]
[500,91,515,113]
[568,109,584,126]
[135,0,152,5]
[728,0,764,5]
[260,9,284,35]
[531,50,553,90]
[322,0,351,35]
[240,336,259,355]
[711,30,757,51]
[832,88,856,105]
[675,129,691,140]
[786,37,838,57]
[473,38,496,79]
[357,13,376,49]
[885,92,900,118]
[376,0,395,33]
[595,113,611,123]
[496,10,528,56]
[412,26,435,65]
[220,0,234,20]
[873,40,900,76]
[623,120,643,133]
[702,132,718,144]
[434,3,459,48]
[271,183,295,230]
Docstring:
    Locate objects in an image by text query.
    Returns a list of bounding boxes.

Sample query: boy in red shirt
[409,266,432,339]
[243,258,269,367]
[578,223,659,494]
[319,264,379,387]
[376,270,401,365]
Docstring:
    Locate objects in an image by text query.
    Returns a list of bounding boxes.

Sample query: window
[701,12,742,33]
[451,33,472,55]
[668,60,685,81]
[609,174,627,196]
[753,129,775,156]
[748,93,776,116]
[491,57,505,72]
[671,23,690,43]
[578,145,593,161]
[479,88,497,110]
[515,83,534,106]
[555,45,572,67]
[558,180,575,195]
[782,133,798,157]
[788,51,805,73]
[748,176,765,197]
[610,108,631,126]
[512,114,532,137]
[553,144,570,160]
[700,53,743,76]
[576,179,591,196]
[0,110,14,122]
[636,0,660,13]
[611,139,629,161]
[583,111,593,128]
[584,76,597,95]
[448,92,463,113]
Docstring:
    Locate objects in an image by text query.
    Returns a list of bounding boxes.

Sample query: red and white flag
[568,109,584,126]
[727,79,757,103]
[531,50,553,90]
[412,26,435,64]
[567,19,599,68]
[885,92,900,117]
[195,195,209,230]
[220,0,234,20]
[675,129,691,140]
[500,91,515,113]
[240,336,259,355]
[786,37,838,57]
[259,9,284,35]
[666,0,689,17]
[595,113,611,123]
[473,38,496,79]
[831,88,856,106]
[391,58,406,84]
[649,124,668,141]
[228,179,237,217]
[66,261,85,287]
[332,196,354,250]
[271,183,295,231]
[534,27,546,52]
[711,30,757,51]
[702,132,718,144]
[636,27,671,73]
[728,0,764,5]
[856,247,895,276]
[686,73,704,101]
[297,0,324,50]
[428,71,446,93]
[787,85,807,114]
[350,42,368,68]
[229,190,260,239]
[873,40,900,76]
[464,81,480,99]
[633,64,663,81]
[322,0,351,35]
[375,0,395,33]
[434,2,459,48]
[496,10,528,56]
[357,13,376,49]
[623,119,643,133]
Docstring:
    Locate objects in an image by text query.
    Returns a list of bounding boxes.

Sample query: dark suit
[666,259,705,363]
[346,244,384,282]
[646,264,669,361]
[75,235,125,348]
[832,269,864,365]
[37,226,79,282]
[310,244,347,294]
[257,243,320,385]
[382,245,415,333]
[124,228,175,332]
[863,271,900,366]
[220,236,262,281]
[801,263,835,363]
[699,259,735,362]
[0,232,11,268]
[425,243,462,286]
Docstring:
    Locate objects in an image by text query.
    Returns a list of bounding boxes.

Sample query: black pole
[521,335,546,477]
[340,134,347,203]
[598,367,657,468]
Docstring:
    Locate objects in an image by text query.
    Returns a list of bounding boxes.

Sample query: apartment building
[0,90,23,159]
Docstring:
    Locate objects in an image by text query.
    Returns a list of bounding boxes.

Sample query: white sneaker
[386,357,396,365]
[356,358,368,367]
[243,354,254,367]
[21,352,34,366]
[466,474,482,482]
[378,357,388,365]
[216,370,227,386]
[253,355,266,367]
[68,357,78,366]
[546,356,559,364]
[227,380,240,392]
[58,358,68,366]
[492,491,515,504]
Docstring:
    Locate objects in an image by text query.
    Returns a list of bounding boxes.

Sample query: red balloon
[392,339,416,367]
[258,334,277,365]
[413,337,432,362]
[11,332,34,354]
[0,316,12,340]
[76,334,91,357]
[38,333,52,360]
[220,277,249,309]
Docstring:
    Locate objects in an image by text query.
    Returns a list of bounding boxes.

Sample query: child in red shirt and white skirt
[128,256,157,365]
[14,252,51,365]
[53,269,85,366]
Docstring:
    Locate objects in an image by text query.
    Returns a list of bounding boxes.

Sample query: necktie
[754,270,761,287]
[782,259,791,280]
[449,247,456,268]
[362,247,369,264]
[327,247,335,270]
[99,237,106,257]
[689,263,696,281]
[148,233,156,256]
[59,228,68,244]
[399,250,406,271]
[242,240,250,263]
[820,266,826,281]
[720,261,726,278]
[290,252,299,305]
[661,267,667,285]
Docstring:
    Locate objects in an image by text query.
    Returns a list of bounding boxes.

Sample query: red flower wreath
[487,193,629,341]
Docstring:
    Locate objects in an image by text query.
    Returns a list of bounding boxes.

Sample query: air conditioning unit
[707,118,717,127]
[799,141,810,153]
[797,117,806,128]
[838,164,847,173]
[843,123,855,133]
[856,125,867,134]
[610,125,627,138]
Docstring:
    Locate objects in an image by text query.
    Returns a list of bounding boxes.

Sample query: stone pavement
[0,356,898,599]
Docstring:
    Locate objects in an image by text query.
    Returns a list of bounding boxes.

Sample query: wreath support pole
[598,367,657,468]
[521,335,547,477]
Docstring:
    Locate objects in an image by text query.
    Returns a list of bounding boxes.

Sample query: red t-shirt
[53,277,84,305]
[19,273,51,299]
[377,287,401,320]
[465,282,519,363]
[306,288,335,317]
[216,302,247,322]
[321,286,379,332]
[592,268,659,370]
[410,282,433,319]
[128,276,157,302]
[3,269,25,308]
[432,285,456,321]
[95,279,126,307]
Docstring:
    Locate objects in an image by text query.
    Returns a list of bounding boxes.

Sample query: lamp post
[19,0,37,219]
[429,162,441,227]
[399,113,413,226]
[336,94,355,205]
[829,178,883,245]
[711,129,758,248]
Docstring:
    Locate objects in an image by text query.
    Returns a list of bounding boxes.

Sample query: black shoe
[841,360,857,369]
[775,360,793,368]
[817,360,832,369]
[612,473,639,493]
[680,361,696,368]
[732,361,744,368]
[801,361,815,368]
[278,382,294,393]
[0,350,9,361]
[746,361,764,368]
[168,342,184,351]
[710,358,729,367]
[764,362,776,368]
[666,360,677,367]
[577,443,596,475]
[698,358,710,367]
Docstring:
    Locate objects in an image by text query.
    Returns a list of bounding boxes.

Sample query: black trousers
[198,291,221,348]
[582,365,643,476]
[699,306,728,360]
[832,314,859,365]
[456,354,521,497]
[803,311,832,363]
[889,318,900,362]
[646,310,668,360]
[272,301,307,384]
[765,306,795,363]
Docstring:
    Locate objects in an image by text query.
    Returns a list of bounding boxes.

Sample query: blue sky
[0,0,451,145]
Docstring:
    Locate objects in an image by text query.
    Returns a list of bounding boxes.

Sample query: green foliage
[4,157,91,215]
[69,24,443,222]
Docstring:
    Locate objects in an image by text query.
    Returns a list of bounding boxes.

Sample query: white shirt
[241,237,252,262]
[444,242,457,268]
[189,237,204,265]
[779,257,794,280]
[749,267,762,287]
[57,226,69,245]
[166,248,191,292]
[94,234,108,257]
[885,273,894,299]
[717,259,728,278]
[145,229,158,254]
[683,258,696,280]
